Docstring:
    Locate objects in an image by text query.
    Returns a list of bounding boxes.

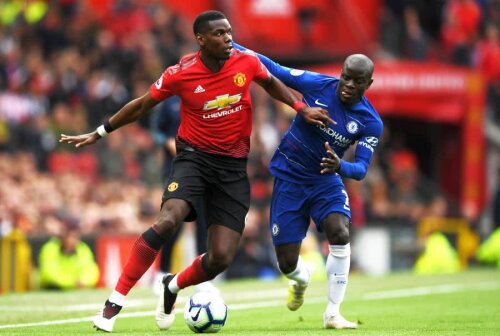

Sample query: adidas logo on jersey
[194,85,205,93]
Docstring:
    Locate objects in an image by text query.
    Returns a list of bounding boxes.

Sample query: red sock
[115,236,160,295]
[177,255,213,289]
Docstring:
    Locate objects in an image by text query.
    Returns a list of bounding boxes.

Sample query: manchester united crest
[233,72,246,87]
[168,182,178,192]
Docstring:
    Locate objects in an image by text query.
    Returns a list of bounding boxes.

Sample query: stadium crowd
[1,0,499,278]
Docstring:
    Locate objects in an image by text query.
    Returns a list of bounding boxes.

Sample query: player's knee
[156,199,190,237]
[330,225,350,245]
[278,260,297,274]
[206,249,234,274]
[154,214,178,238]
[324,214,351,245]
[277,255,298,274]
[275,245,300,274]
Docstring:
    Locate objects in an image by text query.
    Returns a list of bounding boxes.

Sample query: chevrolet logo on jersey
[203,94,242,110]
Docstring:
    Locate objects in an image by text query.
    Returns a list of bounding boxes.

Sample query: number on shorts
[341,189,350,211]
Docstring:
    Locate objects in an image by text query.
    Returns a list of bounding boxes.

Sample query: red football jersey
[150,49,270,158]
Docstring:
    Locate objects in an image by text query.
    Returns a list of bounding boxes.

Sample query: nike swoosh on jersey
[315,99,328,107]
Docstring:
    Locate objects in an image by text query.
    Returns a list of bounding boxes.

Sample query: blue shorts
[270,177,351,246]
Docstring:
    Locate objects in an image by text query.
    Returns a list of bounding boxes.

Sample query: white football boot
[323,313,358,329]
[286,265,312,311]
[155,274,177,330]
[93,300,122,332]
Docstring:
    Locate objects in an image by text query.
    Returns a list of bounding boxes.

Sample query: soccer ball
[184,292,228,333]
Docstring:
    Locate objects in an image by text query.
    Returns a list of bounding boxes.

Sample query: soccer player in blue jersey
[233,43,382,329]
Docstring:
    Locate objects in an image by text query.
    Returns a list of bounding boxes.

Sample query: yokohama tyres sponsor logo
[318,124,352,148]
[358,137,378,152]
[358,141,374,152]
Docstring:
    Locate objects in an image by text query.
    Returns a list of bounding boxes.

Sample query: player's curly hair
[193,10,227,35]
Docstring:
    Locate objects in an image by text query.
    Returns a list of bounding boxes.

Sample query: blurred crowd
[0,0,499,277]
[0,0,195,238]
[380,0,500,124]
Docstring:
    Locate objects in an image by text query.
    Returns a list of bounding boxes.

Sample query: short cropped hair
[193,10,227,35]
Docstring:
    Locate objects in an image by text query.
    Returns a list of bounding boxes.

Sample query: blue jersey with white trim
[233,43,383,183]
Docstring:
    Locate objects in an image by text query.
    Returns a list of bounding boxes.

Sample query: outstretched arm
[255,74,335,127]
[233,42,319,92]
[60,92,160,148]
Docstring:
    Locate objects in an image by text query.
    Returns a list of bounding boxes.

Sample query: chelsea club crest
[346,121,359,134]
[271,223,280,236]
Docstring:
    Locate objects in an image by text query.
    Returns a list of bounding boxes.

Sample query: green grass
[1,268,499,335]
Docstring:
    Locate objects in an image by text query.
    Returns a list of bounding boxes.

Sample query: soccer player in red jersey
[59,10,333,332]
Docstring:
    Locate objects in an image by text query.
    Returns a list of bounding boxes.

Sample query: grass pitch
[0,268,499,335]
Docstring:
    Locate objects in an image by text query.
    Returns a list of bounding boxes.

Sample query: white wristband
[96,125,108,137]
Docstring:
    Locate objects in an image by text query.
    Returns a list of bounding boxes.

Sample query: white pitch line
[362,281,500,300]
[0,299,156,312]
[0,298,314,329]
[0,288,289,312]
[0,281,498,330]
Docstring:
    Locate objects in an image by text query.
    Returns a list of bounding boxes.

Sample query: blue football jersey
[232,43,383,184]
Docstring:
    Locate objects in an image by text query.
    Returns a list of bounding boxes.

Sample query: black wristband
[103,121,114,133]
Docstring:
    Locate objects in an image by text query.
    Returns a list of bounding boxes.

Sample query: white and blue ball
[184,292,228,333]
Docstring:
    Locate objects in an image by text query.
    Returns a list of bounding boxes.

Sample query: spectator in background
[441,0,481,65]
[413,231,461,274]
[363,153,392,222]
[387,149,447,224]
[403,3,429,60]
[38,219,99,290]
[379,0,444,60]
[387,149,427,222]
[150,96,181,183]
[474,23,500,123]
[476,167,500,267]
[492,167,500,231]
[482,0,500,28]
[226,208,277,280]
